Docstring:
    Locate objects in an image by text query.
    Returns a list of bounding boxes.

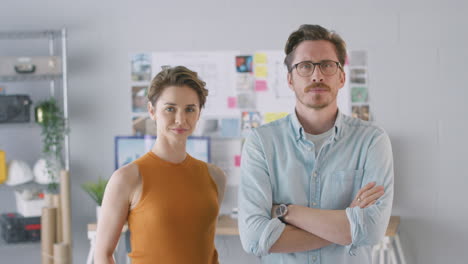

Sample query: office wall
[1,0,467,263]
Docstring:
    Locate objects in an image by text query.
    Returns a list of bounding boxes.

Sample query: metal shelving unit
[0,29,70,260]
[0,28,70,170]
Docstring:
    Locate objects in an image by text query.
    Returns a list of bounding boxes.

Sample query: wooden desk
[88,215,400,237]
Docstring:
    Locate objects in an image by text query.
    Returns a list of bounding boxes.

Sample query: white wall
[1,0,468,263]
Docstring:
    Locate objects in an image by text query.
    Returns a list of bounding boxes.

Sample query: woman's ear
[148,102,156,120]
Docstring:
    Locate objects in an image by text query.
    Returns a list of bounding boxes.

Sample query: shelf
[0,122,38,128]
[0,234,40,249]
[0,74,62,83]
[0,30,62,40]
[0,182,49,193]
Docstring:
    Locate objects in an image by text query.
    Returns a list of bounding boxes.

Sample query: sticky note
[227,97,237,108]
[254,66,268,78]
[234,155,241,167]
[264,112,289,123]
[254,53,268,64]
[255,80,268,92]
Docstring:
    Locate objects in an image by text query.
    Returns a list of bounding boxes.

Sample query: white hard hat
[6,160,34,186]
[33,158,60,184]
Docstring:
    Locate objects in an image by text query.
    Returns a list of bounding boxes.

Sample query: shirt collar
[291,108,344,142]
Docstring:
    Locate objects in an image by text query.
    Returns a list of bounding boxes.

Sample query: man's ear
[287,72,294,91]
[338,70,346,89]
[148,102,156,120]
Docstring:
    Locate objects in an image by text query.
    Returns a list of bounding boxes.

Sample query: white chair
[372,216,407,264]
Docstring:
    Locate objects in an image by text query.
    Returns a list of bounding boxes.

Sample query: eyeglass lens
[296,61,338,76]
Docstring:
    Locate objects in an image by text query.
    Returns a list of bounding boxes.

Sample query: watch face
[276,204,287,217]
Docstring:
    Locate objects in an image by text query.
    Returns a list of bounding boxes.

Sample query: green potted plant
[35,98,68,193]
[81,178,108,220]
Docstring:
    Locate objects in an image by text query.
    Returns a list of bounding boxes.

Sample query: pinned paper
[236,55,253,73]
[263,112,289,124]
[352,105,370,121]
[227,97,237,108]
[237,93,256,109]
[236,73,254,92]
[220,118,241,138]
[351,86,368,103]
[234,155,241,167]
[241,111,262,136]
[254,53,268,64]
[254,65,268,78]
[255,80,268,92]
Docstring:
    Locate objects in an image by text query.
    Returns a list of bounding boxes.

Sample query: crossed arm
[269,182,384,253]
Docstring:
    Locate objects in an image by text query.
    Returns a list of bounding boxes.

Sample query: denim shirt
[238,110,394,264]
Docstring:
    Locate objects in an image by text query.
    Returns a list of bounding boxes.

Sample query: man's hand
[349,181,384,208]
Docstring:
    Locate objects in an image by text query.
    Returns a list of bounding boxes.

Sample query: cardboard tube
[53,243,69,264]
[44,193,54,207]
[60,170,72,263]
[52,194,63,243]
[41,207,57,264]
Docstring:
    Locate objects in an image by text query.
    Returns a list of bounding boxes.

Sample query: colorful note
[234,155,241,167]
[254,65,268,78]
[255,80,268,92]
[227,96,237,108]
[254,53,268,64]
[263,112,289,124]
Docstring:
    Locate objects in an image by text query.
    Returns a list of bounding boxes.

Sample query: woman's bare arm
[94,164,140,264]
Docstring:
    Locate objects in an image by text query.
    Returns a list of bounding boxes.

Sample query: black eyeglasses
[290,60,342,77]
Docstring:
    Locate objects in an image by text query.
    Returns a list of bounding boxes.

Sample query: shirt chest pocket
[321,169,364,210]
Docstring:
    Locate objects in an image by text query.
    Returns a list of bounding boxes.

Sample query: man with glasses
[238,24,394,263]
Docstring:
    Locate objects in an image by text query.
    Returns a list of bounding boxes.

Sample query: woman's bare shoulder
[108,163,141,192]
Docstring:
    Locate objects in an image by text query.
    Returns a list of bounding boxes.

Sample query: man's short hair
[284,24,347,71]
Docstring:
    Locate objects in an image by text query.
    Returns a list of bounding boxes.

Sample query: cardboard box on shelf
[15,191,45,217]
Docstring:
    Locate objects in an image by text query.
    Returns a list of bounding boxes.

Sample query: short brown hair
[284,24,347,71]
[147,66,208,108]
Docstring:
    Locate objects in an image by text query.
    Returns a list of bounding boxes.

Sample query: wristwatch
[275,204,289,223]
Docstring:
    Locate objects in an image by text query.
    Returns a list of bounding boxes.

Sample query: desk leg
[87,231,96,264]
[389,243,398,264]
[372,242,379,263]
[379,240,386,264]
[394,234,407,264]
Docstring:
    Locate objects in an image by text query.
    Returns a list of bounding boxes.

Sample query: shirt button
[312,202,317,206]
[312,256,317,261]
[313,172,317,177]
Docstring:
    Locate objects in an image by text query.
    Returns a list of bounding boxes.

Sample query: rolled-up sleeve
[345,131,394,255]
[238,130,285,256]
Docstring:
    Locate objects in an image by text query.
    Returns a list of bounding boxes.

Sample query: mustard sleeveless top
[127,152,219,264]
